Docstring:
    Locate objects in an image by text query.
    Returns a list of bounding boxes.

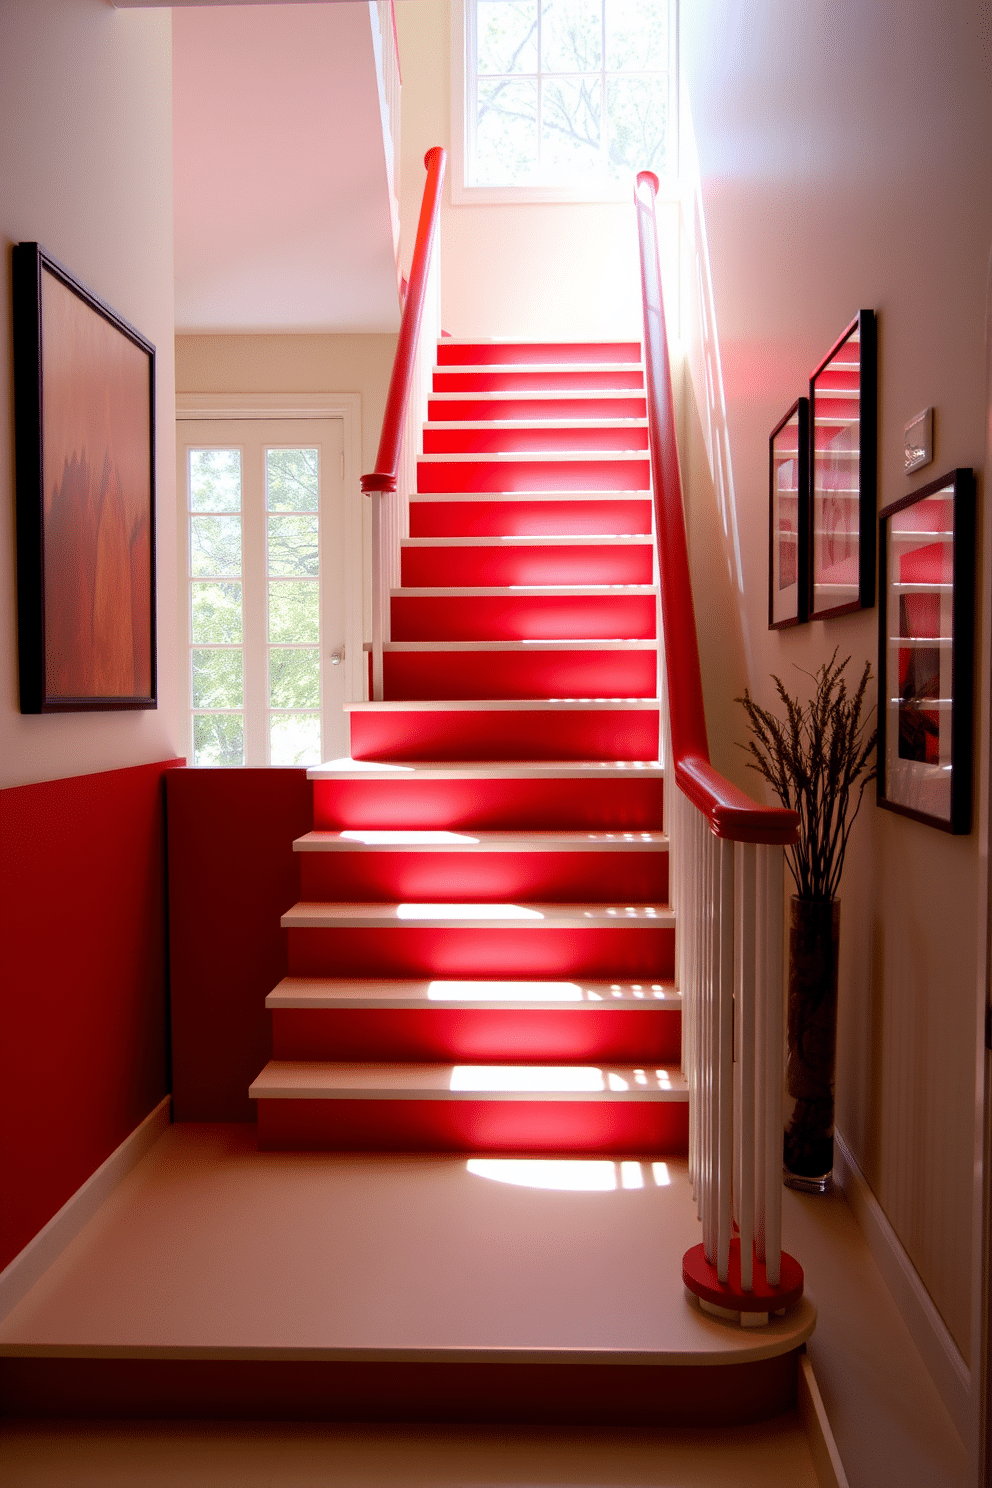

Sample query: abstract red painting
[13,244,156,711]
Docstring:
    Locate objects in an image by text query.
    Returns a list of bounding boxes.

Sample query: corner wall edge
[833,1126,971,1445]
[0,1096,171,1323]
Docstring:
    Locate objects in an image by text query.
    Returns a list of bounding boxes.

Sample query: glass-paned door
[178,417,346,766]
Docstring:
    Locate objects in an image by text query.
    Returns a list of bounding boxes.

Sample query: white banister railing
[363,148,445,701]
[637,171,805,1321]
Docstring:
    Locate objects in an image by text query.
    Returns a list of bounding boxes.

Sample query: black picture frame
[808,309,876,620]
[877,468,975,834]
[12,242,157,713]
[769,397,809,628]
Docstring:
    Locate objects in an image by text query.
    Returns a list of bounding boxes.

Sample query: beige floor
[0,1126,812,1364]
[0,1123,973,1487]
[783,1186,968,1488]
[0,1417,819,1487]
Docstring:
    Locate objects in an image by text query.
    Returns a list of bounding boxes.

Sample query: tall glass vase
[783,895,840,1193]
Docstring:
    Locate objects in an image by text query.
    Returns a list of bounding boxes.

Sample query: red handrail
[635,171,798,848]
[362,147,446,495]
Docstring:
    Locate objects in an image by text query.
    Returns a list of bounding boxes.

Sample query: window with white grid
[180,417,345,767]
[457,0,676,200]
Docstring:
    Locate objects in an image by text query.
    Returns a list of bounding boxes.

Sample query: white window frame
[451,0,679,206]
[176,392,363,766]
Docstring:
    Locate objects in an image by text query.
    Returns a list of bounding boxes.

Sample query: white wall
[172,3,401,335]
[0,0,180,790]
[678,0,992,1402]
[395,0,649,341]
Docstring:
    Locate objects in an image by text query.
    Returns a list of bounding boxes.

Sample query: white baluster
[754,845,767,1267]
[706,827,720,1265]
[736,840,756,1291]
[370,491,384,702]
[716,834,734,1285]
[762,844,785,1287]
[687,800,700,1208]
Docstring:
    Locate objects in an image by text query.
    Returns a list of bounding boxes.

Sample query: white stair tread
[344,698,659,713]
[390,584,656,596]
[418,452,649,463]
[266,976,680,1010]
[250,1061,688,1102]
[400,534,652,547]
[294,829,668,853]
[433,361,644,374]
[428,389,645,402]
[423,418,650,431]
[363,639,657,652]
[409,490,651,502]
[282,901,674,930]
[436,337,639,345]
[307,758,665,780]
[0,1124,815,1365]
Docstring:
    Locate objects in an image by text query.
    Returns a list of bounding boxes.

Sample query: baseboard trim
[0,1097,171,1323]
[798,1354,850,1488]
[833,1127,971,1445]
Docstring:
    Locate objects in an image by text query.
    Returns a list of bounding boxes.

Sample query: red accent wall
[166,769,313,1122]
[0,758,183,1272]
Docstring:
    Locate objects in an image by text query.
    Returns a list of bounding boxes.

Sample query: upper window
[457,0,675,201]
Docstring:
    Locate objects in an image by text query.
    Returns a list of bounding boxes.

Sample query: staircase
[250,338,691,1162]
[236,338,811,1429]
[0,334,812,1428]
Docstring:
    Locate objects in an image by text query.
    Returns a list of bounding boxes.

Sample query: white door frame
[176,392,364,715]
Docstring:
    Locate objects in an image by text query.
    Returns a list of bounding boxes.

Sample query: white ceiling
[172,2,401,334]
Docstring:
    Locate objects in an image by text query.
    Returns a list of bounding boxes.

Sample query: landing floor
[0,1123,971,1486]
[0,1124,811,1365]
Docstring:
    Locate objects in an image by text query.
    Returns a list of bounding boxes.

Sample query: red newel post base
[682,1240,805,1315]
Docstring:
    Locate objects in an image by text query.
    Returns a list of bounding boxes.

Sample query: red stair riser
[298,851,668,904]
[421,427,649,455]
[287,926,675,979]
[399,544,653,587]
[408,498,653,538]
[311,779,664,831]
[380,649,656,701]
[348,708,659,763]
[253,339,687,1171]
[416,457,650,493]
[436,342,641,366]
[432,368,645,393]
[0,1355,801,1427]
[257,1097,688,1155]
[389,594,656,642]
[427,396,647,421]
[271,1008,681,1064]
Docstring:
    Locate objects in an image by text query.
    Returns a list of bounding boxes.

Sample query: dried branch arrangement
[737,650,877,901]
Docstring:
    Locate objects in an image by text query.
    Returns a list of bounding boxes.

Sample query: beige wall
[0,0,180,789]
[398,0,992,1383]
[678,0,992,1378]
[175,333,397,684]
[395,0,649,341]
[175,334,396,473]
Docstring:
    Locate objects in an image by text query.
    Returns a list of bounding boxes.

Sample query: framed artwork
[877,468,975,833]
[768,397,809,628]
[12,243,156,713]
[808,309,876,620]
